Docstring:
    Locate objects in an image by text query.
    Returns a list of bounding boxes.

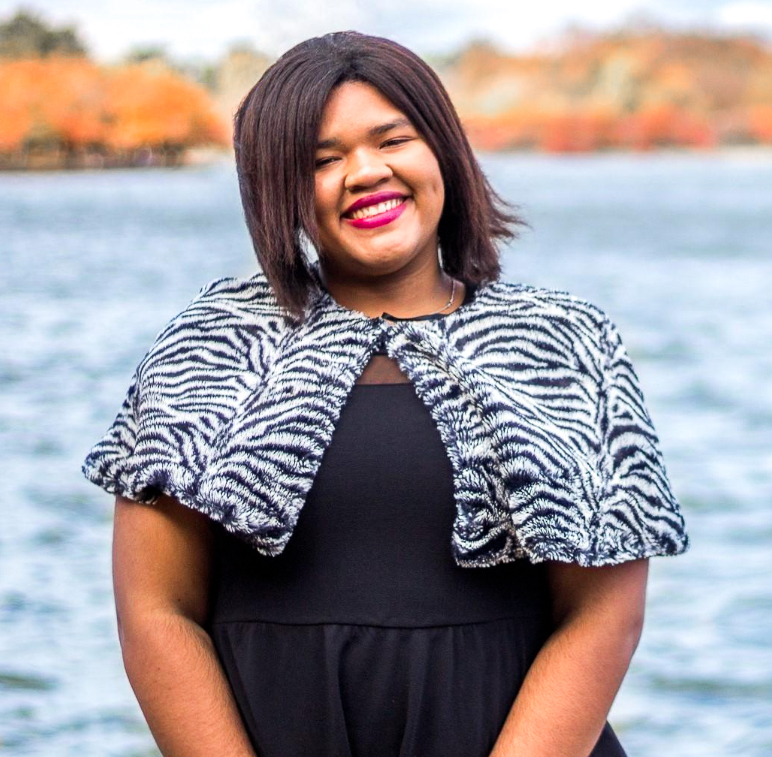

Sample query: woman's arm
[489,558,648,757]
[113,493,258,757]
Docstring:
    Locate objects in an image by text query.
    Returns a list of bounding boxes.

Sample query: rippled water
[1,151,770,756]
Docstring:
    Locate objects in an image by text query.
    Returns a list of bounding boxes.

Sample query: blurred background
[1,2,771,756]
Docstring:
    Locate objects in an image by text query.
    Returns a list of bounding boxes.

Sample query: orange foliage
[747,105,772,143]
[0,56,229,155]
[447,29,772,152]
[102,64,228,149]
[462,104,719,153]
[538,109,618,152]
[462,112,545,151]
[614,104,715,150]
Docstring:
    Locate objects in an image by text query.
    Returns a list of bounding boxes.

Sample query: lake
[1,150,770,756]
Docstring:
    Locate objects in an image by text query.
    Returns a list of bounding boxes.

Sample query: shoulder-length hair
[233,30,530,321]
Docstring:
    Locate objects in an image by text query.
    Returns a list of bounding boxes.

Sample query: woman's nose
[345,149,392,188]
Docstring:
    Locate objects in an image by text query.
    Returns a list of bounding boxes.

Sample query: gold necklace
[423,275,457,316]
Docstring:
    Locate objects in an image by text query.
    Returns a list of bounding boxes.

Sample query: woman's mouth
[342,197,410,229]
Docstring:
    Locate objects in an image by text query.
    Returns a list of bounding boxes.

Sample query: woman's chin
[337,236,412,263]
[339,249,416,276]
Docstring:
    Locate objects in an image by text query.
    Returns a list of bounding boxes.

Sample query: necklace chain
[315,263,459,318]
[423,274,457,316]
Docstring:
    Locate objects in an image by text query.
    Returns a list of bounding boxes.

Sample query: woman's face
[313,81,445,280]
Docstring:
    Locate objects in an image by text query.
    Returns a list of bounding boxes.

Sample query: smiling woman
[231,31,529,321]
[312,81,448,304]
[87,28,690,757]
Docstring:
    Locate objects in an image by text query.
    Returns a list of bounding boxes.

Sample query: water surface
[1,151,770,756]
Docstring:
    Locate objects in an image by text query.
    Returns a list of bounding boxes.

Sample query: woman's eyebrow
[316,117,412,149]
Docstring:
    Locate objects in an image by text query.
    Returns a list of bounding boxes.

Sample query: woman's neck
[315,261,465,319]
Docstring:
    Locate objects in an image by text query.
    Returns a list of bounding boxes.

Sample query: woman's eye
[315,138,411,169]
[382,138,411,148]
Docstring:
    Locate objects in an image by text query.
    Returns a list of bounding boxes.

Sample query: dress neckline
[380,279,477,322]
[352,381,416,388]
[306,258,487,326]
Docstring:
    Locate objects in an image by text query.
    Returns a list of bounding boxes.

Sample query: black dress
[204,284,628,757]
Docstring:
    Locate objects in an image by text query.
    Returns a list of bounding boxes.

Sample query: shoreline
[2,143,771,173]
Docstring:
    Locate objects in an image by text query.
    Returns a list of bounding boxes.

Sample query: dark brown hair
[233,30,530,321]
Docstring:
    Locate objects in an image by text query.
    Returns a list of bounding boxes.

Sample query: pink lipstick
[343,197,410,229]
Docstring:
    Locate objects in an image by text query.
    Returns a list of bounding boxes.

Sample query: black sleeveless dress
[204,284,628,757]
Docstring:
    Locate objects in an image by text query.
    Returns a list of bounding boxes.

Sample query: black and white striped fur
[82,259,690,567]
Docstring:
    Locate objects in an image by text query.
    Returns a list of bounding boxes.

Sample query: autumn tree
[0,57,229,168]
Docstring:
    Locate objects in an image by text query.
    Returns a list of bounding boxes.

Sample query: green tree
[0,7,88,58]
[123,44,169,64]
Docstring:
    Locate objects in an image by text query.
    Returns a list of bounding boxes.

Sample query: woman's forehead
[317,82,411,136]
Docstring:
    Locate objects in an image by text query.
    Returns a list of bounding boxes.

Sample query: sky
[3,0,772,63]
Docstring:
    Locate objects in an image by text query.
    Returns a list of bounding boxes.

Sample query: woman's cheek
[318,186,338,225]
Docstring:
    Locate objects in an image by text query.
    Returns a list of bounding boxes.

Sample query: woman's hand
[488,558,648,757]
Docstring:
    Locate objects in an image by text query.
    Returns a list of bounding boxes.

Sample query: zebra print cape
[81,259,690,568]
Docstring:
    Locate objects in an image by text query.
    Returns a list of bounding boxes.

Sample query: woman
[82,31,690,757]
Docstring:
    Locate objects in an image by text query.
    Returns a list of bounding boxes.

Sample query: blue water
[1,150,770,756]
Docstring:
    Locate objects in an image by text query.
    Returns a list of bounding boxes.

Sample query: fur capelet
[81,259,690,568]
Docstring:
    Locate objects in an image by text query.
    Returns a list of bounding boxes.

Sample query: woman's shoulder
[192,269,283,314]
[484,277,613,337]
[151,270,288,337]
[135,271,286,382]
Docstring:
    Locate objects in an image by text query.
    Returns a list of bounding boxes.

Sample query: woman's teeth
[349,197,405,220]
